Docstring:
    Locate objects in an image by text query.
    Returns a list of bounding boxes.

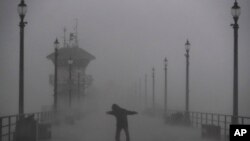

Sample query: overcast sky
[0,0,250,116]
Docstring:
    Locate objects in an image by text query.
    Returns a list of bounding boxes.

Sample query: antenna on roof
[63,27,67,48]
[75,18,79,47]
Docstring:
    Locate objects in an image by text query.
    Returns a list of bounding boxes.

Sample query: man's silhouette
[107,104,137,141]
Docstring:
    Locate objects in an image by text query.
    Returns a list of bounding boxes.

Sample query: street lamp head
[185,39,191,51]
[18,0,27,18]
[231,0,240,19]
[68,57,73,65]
[54,38,60,49]
[164,57,167,64]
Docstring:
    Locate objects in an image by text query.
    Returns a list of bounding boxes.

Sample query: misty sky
[0,0,250,116]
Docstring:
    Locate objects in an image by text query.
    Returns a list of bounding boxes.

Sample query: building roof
[47,47,95,62]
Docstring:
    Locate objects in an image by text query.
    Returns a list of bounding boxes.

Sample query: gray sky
[0,0,250,116]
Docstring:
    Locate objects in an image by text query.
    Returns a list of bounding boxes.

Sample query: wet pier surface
[45,111,214,141]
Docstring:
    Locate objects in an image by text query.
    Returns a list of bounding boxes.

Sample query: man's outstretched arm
[106,111,115,115]
[126,110,138,115]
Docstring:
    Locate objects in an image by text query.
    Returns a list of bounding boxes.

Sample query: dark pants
[115,127,130,141]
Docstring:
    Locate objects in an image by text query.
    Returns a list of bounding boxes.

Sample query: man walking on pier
[107,104,138,141]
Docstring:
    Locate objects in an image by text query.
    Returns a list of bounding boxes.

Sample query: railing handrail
[0,111,53,141]
[166,109,250,120]
[0,111,52,119]
[165,109,250,141]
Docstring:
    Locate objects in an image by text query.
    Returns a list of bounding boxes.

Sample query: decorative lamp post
[185,39,190,121]
[76,69,81,101]
[145,74,147,109]
[231,0,240,124]
[164,57,168,116]
[139,78,142,107]
[54,38,59,112]
[68,57,73,107]
[18,0,27,116]
[152,67,155,112]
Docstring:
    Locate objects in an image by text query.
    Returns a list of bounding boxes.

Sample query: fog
[50,91,208,141]
[0,0,250,120]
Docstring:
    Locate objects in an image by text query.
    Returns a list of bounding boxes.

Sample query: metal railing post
[200,113,203,127]
[41,112,44,122]
[218,114,220,126]
[8,116,11,141]
[38,112,41,123]
[0,118,2,141]
[196,112,198,127]
[205,113,208,124]
[192,112,194,125]
[190,112,192,126]
[241,117,244,124]
[211,113,214,125]
[224,115,227,140]
[47,112,49,121]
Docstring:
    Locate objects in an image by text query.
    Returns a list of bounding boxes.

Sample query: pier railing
[0,111,53,141]
[166,109,250,140]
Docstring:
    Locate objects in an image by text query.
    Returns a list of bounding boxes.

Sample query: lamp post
[185,40,190,121]
[68,57,73,107]
[134,82,137,96]
[18,0,27,117]
[152,67,155,112]
[164,58,168,116]
[54,38,59,112]
[231,0,240,124]
[77,70,81,101]
[139,78,142,107]
[82,74,86,97]
[145,74,147,109]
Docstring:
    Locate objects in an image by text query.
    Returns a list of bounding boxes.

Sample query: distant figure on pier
[106,104,138,141]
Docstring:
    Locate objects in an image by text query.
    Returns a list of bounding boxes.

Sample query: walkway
[47,110,214,141]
